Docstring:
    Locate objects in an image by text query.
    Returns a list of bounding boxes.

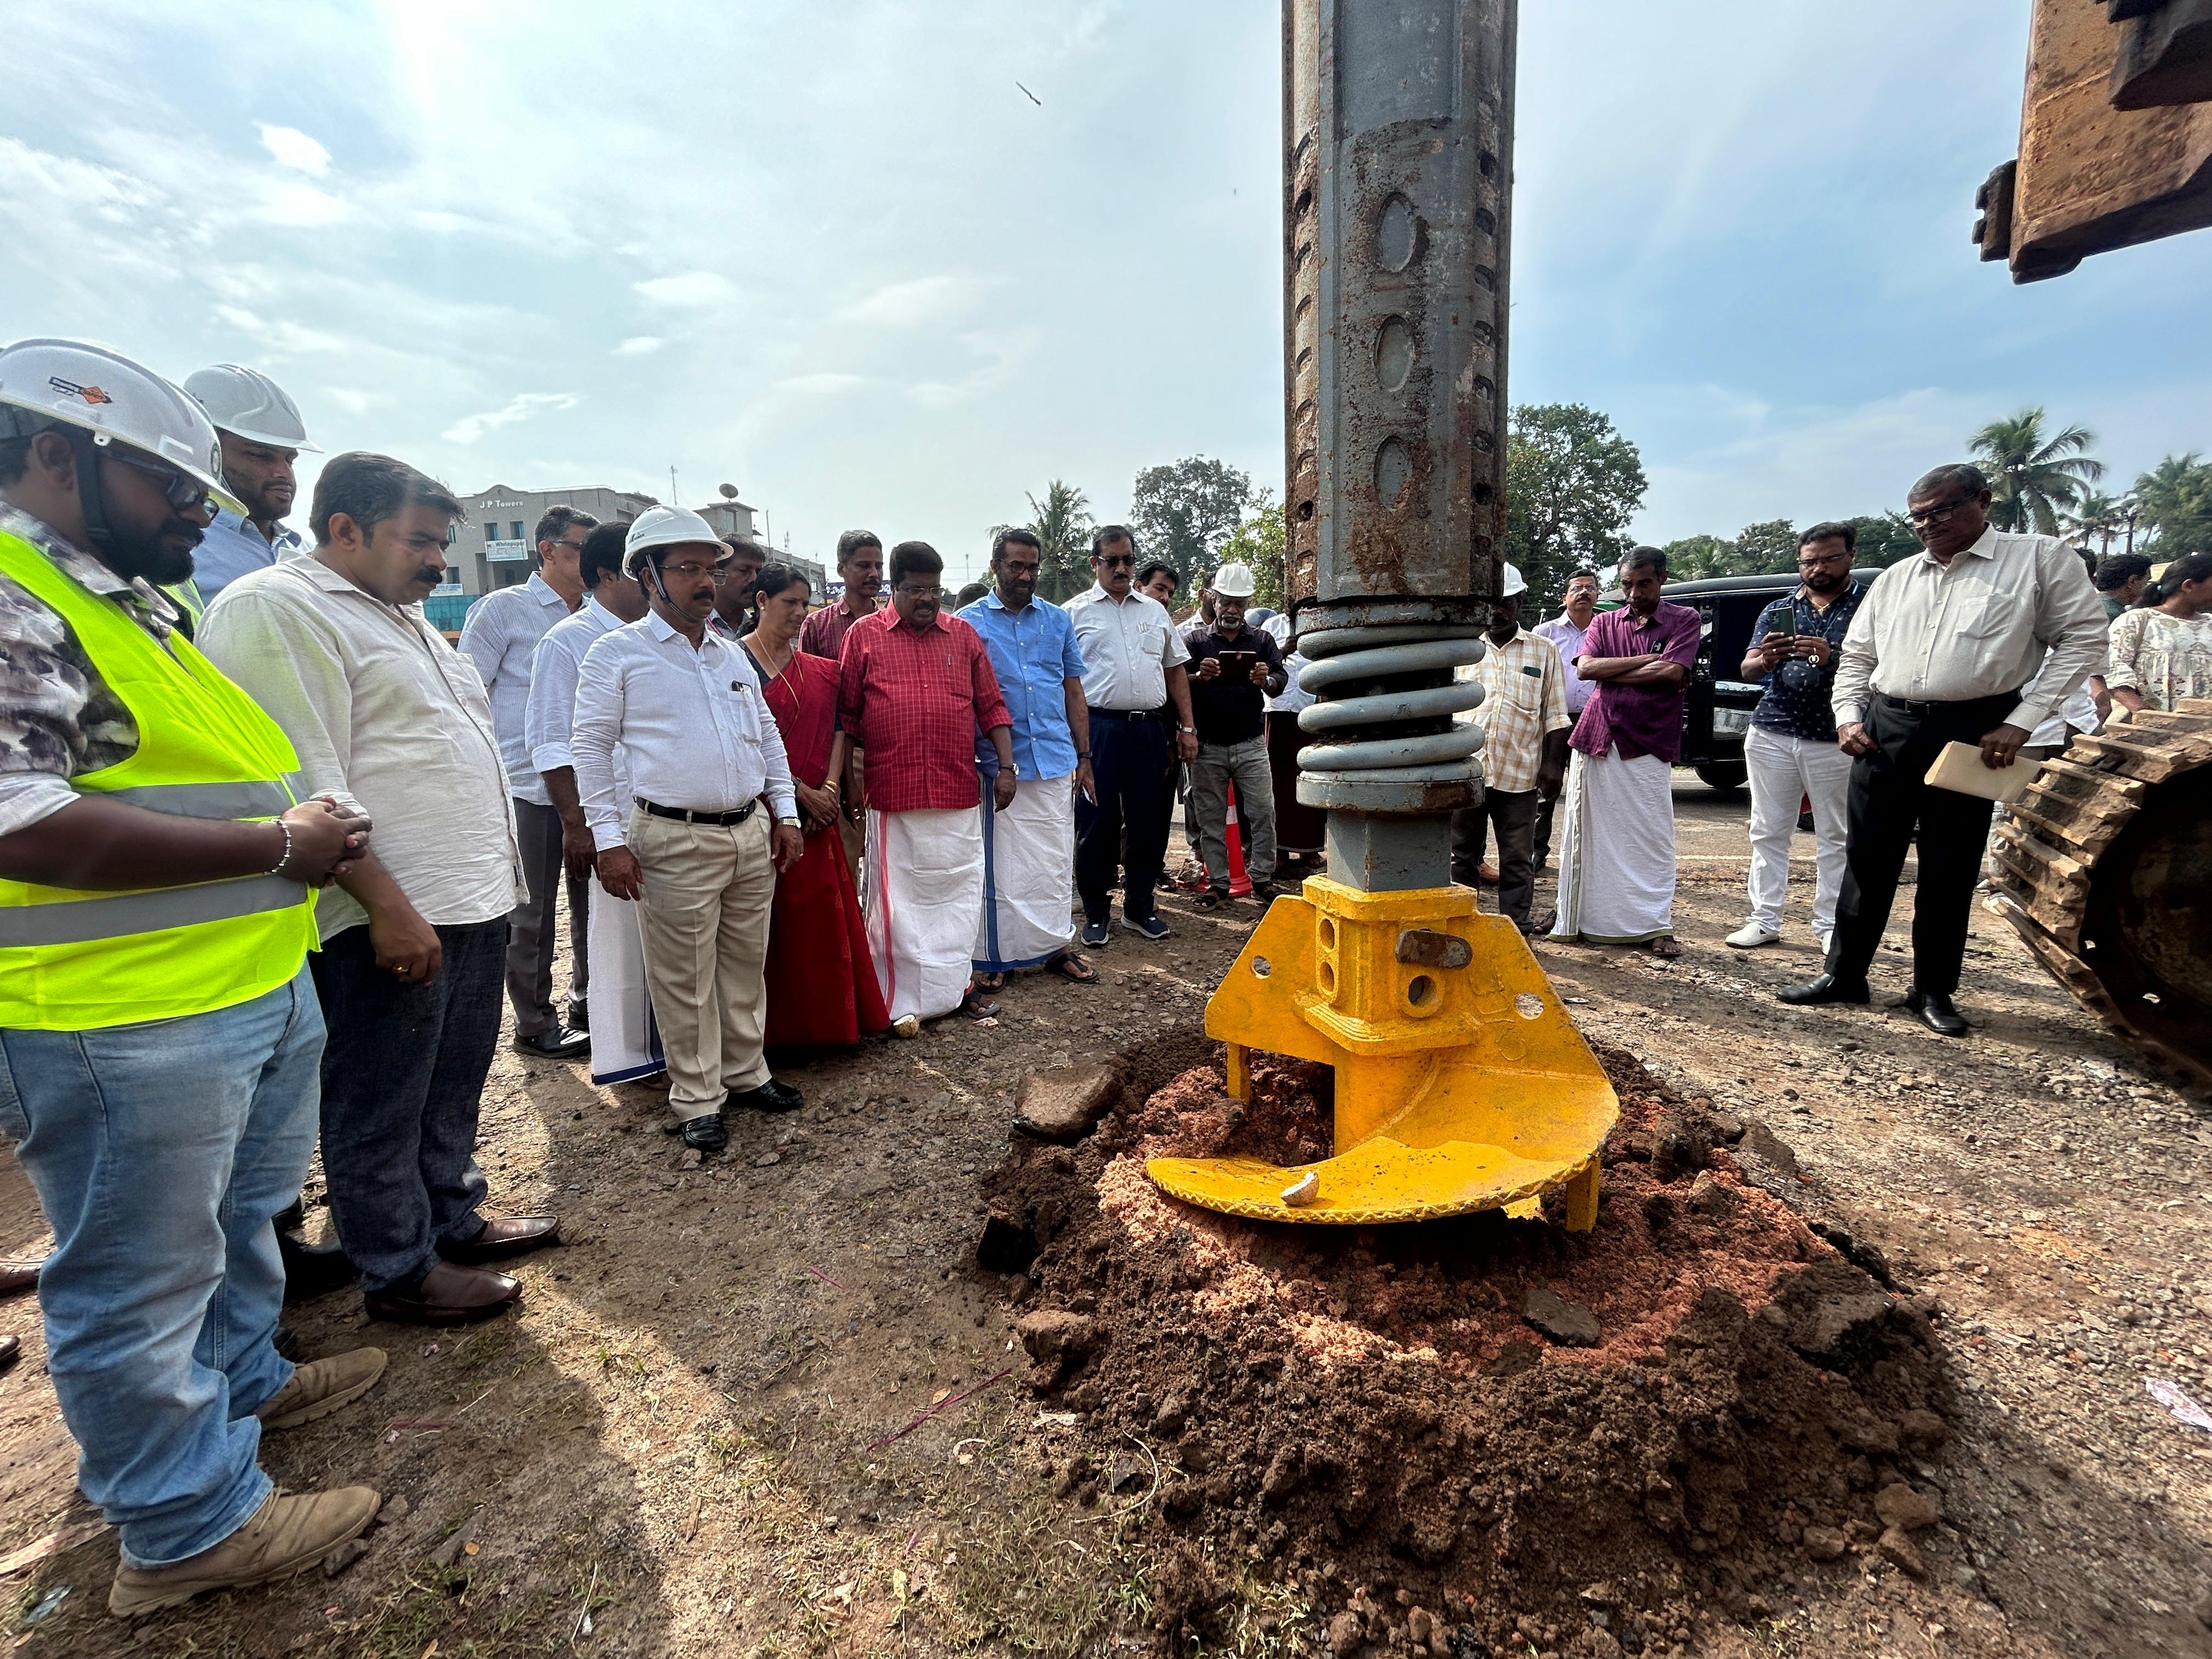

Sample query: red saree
[752,646,890,1046]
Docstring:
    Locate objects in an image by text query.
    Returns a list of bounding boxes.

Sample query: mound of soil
[981,1042,1955,1658]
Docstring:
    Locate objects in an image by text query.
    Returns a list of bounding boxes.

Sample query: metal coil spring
[1293,622,1487,781]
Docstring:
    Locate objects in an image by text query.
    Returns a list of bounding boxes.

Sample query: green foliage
[1130,456,1255,587]
[1661,520,1797,580]
[1503,403,1649,611]
[1849,511,1922,569]
[1968,407,2104,535]
[2132,452,2212,555]
[1215,488,1288,611]
[1023,479,1096,603]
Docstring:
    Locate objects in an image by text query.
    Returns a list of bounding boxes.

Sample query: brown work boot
[106,1486,380,1617]
[255,1347,387,1431]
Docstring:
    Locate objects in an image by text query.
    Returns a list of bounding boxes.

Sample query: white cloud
[614,336,665,356]
[837,274,993,329]
[321,387,394,416]
[443,393,580,445]
[253,180,347,227]
[633,272,738,308]
[777,371,866,395]
[211,304,348,355]
[255,123,330,176]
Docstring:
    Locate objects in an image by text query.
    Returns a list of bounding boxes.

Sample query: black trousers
[1825,692,2013,996]
[1077,712,1172,923]
[508,798,589,1036]
[1451,787,1541,928]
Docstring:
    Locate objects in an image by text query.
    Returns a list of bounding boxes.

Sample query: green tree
[1849,511,1922,569]
[1968,408,2104,535]
[1215,488,1288,611]
[2132,453,2212,554]
[1129,455,1254,585]
[1023,479,1095,602]
[2066,489,2131,560]
[1658,533,1737,580]
[1503,403,1648,610]
[1659,520,1798,580]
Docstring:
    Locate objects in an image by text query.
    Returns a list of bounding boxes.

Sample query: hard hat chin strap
[64,427,119,562]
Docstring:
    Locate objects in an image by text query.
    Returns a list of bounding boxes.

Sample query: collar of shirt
[582,594,627,630]
[1071,582,1147,608]
[1914,524,2000,572]
[523,571,565,610]
[648,607,724,652]
[0,504,179,634]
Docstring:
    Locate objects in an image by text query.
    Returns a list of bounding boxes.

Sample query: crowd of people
[1,332,2203,1621]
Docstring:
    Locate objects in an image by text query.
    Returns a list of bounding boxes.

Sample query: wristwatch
[1076,751,1092,760]
[1178,724,1195,734]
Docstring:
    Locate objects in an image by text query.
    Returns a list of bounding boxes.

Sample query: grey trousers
[1452,786,1540,928]
[508,798,590,1037]
[1190,737,1277,889]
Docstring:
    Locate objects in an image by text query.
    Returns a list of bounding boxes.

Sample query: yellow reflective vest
[0,528,319,1030]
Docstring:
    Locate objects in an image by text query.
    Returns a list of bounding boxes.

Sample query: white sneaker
[1725,922,1780,949]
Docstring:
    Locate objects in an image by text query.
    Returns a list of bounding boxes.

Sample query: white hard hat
[624,505,727,575]
[0,337,240,510]
[1212,561,1257,598]
[183,363,320,451]
[1500,562,1527,598]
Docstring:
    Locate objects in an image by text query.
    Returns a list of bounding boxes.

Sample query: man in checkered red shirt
[1453,563,1571,934]
[839,540,1015,1031]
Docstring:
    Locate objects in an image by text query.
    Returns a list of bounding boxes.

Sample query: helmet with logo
[183,363,320,452]
[0,338,236,507]
[623,505,729,576]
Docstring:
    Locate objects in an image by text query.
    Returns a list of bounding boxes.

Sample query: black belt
[1087,706,1167,723]
[636,797,757,826]
[1875,689,2022,718]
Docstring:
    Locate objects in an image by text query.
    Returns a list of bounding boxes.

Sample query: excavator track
[1987,697,2212,1092]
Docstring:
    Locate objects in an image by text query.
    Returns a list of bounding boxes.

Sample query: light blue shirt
[958,590,1087,781]
[191,507,304,602]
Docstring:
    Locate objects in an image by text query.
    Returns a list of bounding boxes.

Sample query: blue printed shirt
[957,590,1087,780]
[1749,582,1867,742]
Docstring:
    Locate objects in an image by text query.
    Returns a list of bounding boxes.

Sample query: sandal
[1047,951,1098,984]
[1649,935,1681,960]
[972,970,1008,992]
[961,983,1002,1020]
[1195,889,1223,910]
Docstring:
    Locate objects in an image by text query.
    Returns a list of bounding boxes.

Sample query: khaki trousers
[628,807,776,1122]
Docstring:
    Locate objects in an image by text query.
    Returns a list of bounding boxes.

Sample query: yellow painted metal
[1147,875,1618,1227]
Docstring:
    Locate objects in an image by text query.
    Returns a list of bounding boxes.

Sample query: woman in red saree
[742,567,890,1047]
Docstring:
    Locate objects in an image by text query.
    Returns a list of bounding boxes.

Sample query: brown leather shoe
[0,1334,19,1375]
[0,1259,39,1299]
[107,1486,380,1617]
[438,1215,561,1265]
[363,1261,520,1327]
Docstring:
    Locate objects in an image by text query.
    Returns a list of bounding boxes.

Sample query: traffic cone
[1224,782,1253,897]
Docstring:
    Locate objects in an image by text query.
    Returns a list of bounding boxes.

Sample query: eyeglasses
[545,538,589,555]
[1097,554,1135,569]
[1797,549,1850,567]
[895,584,944,599]
[105,449,211,514]
[1906,498,1974,528]
[661,560,727,580]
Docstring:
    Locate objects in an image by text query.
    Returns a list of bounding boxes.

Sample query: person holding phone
[1726,522,1866,954]
[1182,562,1287,908]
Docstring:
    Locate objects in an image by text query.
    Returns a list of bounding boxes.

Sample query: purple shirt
[1568,601,1700,763]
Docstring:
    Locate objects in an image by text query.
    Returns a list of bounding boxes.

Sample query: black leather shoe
[1901,989,1970,1036]
[280,1232,358,1302]
[727,1079,803,1114]
[514,1026,590,1059]
[1777,973,1872,1006]
[679,1114,727,1153]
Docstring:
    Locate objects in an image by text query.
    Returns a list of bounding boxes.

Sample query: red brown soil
[984,1042,1955,1658]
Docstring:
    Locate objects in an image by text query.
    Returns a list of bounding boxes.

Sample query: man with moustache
[202,453,552,1328]
[178,364,319,606]
[708,534,768,639]
[570,509,806,1153]
[0,341,382,1614]
[1530,570,1600,871]
[800,531,885,874]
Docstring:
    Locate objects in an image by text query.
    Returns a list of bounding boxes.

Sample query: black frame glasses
[105,448,212,514]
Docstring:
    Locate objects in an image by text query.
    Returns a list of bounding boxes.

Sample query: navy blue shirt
[1749,582,1866,742]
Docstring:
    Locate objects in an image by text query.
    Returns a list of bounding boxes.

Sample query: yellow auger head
[1146,877,1618,1228]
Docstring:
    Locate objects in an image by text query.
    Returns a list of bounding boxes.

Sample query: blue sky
[4,2,2206,584]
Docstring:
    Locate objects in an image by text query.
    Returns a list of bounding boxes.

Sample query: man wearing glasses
[460,506,597,1060]
[1780,464,2106,1035]
[1725,523,1865,954]
[1064,527,1198,945]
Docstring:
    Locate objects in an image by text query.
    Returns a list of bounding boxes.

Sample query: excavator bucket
[1147,876,1618,1227]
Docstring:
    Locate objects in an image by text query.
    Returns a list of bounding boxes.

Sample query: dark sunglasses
[106,448,212,514]
[1097,553,1136,568]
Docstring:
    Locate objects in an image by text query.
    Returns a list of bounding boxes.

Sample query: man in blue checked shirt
[1725,522,1867,953]
[958,529,1098,988]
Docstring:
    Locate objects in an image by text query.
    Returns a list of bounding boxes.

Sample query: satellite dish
[718,483,739,500]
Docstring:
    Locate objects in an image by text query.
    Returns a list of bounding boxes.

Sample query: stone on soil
[1802,1523,1848,1561]
[1522,1286,1600,1347]
[1014,1063,1122,1142]
[1877,1524,1928,1578]
[1875,1482,1940,1532]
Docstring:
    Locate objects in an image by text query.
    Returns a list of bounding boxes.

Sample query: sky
[4,2,2207,585]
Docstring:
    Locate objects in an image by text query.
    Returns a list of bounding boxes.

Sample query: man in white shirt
[460,505,596,1060]
[1780,463,2108,1035]
[525,523,656,1086]
[570,509,805,1155]
[1063,527,1198,946]
[1530,570,1599,871]
[201,452,553,1327]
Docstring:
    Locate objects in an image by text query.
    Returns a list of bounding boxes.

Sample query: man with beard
[0,340,383,1614]
[1726,523,1865,954]
[202,453,554,1327]
[709,535,768,639]
[799,531,885,876]
[178,364,319,606]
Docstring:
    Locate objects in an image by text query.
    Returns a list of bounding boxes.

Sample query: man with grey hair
[1780,462,2106,1035]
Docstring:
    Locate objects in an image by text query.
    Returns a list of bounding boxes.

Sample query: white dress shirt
[198,559,523,941]
[1262,613,1314,714]
[1064,583,1190,712]
[569,610,798,852]
[1533,613,1594,714]
[459,572,571,807]
[1831,525,2109,731]
[525,594,629,779]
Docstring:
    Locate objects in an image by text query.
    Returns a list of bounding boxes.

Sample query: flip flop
[1047,951,1098,984]
[1650,935,1682,960]
[1195,889,1223,910]
[962,985,1002,1020]
[973,971,1008,992]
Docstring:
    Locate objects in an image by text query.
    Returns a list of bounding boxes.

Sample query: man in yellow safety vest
[0,338,387,1617]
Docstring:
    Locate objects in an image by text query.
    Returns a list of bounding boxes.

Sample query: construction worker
[179,364,319,604]
[0,338,383,1616]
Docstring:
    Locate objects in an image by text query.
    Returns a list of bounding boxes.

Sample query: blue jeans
[0,972,324,1567]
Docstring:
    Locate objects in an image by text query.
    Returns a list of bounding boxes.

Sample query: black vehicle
[1598,571,1872,791]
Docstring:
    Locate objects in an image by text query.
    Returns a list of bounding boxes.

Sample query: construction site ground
[2,781,2208,1659]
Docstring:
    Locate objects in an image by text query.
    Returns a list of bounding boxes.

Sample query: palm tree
[2066,489,2131,558]
[1024,480,1095,602]
[2132,452,2212,554]
[1968,408,2104,535]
